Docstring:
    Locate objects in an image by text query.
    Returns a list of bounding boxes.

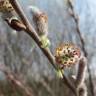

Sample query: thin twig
[68,0,94,96]
[68,0,87,57]
[0,66,33,96]
[7,0,77,95]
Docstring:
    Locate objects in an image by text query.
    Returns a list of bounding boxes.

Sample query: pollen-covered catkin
[0,0,14,13]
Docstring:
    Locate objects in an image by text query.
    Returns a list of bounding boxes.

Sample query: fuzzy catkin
[76,56,87,88]
[78,83,87,96]
[29,6,48,36]
[0,0,14,13]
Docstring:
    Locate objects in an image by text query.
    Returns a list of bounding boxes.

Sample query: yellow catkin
[0,0,14,13]
[55,43,81,69]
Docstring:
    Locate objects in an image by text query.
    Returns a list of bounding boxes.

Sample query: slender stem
[8,0,77,95]
[68,0,94,96]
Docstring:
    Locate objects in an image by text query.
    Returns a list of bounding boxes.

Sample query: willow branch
[8,0,77,95]
[68,0,87,57]
[68,0,94,96]
[8,0,56,70]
